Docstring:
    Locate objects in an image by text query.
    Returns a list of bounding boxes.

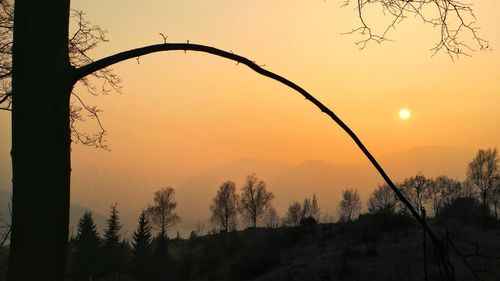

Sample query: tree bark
[8,1,72,280]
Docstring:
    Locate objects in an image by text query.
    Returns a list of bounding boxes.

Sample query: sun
[399,108,411,120]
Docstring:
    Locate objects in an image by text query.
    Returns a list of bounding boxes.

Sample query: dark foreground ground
[170,218,500,281]
[0,216,499,281]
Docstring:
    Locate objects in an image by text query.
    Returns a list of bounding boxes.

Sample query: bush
[437,197,495,227]
[300,216,317,228]
[357,211,414,232]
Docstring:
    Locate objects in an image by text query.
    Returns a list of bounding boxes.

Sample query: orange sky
[65,0,499,175]
[0,0,499,234]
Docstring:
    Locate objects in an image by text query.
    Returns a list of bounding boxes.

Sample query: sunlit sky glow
[399,108,411,120]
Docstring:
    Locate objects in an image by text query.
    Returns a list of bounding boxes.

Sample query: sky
[0,0,499,234]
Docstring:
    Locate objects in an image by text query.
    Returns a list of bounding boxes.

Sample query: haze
[0,0,499,235]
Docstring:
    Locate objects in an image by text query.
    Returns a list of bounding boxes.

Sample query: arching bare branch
[76,41,457,279]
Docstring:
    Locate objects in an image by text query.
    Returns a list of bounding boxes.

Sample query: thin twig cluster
[0,1,120,149]
[342,0,489,59]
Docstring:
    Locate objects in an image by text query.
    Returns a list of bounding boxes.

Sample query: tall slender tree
[239,174,274,228]
[302,194,321,220]
[284,201,303,227]
[146,187,180,236]
[101,204,127,276]
[467,148,499,209]
[131,211,152,281]
[210,181,238,233]
[339,188,361,222]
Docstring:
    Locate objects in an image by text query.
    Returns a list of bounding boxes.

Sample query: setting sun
[399,108,411,120]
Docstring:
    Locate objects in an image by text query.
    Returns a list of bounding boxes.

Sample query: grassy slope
[170,219,500,281]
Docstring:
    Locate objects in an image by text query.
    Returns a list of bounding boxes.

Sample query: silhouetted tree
[101,204,128,276]
[131,211,152,281]
[71,211,101,280]
[339,188,361,222]
[467,148,499,210]
[368,184,397,214]
[146,187,180,236]
[427,176,463,216]
[284,201,302,227]
[239,174,274,228]
[210,181,238,232]
[489,176,500,219]
[301,194,321,221]
[400,173,432,216]
[310,194,321,221]
[437,197,486,225]
[264,207,280,228]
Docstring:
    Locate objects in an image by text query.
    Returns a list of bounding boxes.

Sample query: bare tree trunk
[8,1,72,280]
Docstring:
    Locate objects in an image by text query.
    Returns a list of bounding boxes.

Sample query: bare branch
[0,2,118,148]
[70,92,108,150]
[77,40,458,279]
[343,0,489,58]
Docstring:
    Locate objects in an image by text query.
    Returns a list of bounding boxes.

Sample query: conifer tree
[101,204,127,276]
[103,204,122,247]
[131,211,152,281]
[71,211,101,280]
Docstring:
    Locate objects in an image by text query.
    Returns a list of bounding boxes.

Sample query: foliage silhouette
[239,174,274,228]
[70,211,101,280]
[467,148,499,209]
[146,187,180,236]
[210,181,238,233]
[339,188,362,222]
[131,211,152,281]
[101,204,128,277]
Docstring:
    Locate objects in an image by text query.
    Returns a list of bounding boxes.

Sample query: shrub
[437,196,495,227]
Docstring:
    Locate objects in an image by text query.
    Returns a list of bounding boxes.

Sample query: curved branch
[75,42,452,278]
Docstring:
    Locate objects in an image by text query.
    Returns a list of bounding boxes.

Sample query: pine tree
[103,204,122,247]
[71,211,101,280]
[101,204,126,276]
[131,211,152,281]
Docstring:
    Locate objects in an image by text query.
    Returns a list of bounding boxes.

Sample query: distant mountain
[174,146,476,234]
[0,189,106,237]
[0,146,478,237]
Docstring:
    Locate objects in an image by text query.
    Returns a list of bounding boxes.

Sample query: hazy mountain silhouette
[175,146,475,233]
[0,146,477,236]
[0,189,106,236]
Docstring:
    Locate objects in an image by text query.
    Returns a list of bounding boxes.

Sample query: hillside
[170,219,500,281]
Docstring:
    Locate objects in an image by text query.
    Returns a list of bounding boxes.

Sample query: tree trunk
[8,1,72,281]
